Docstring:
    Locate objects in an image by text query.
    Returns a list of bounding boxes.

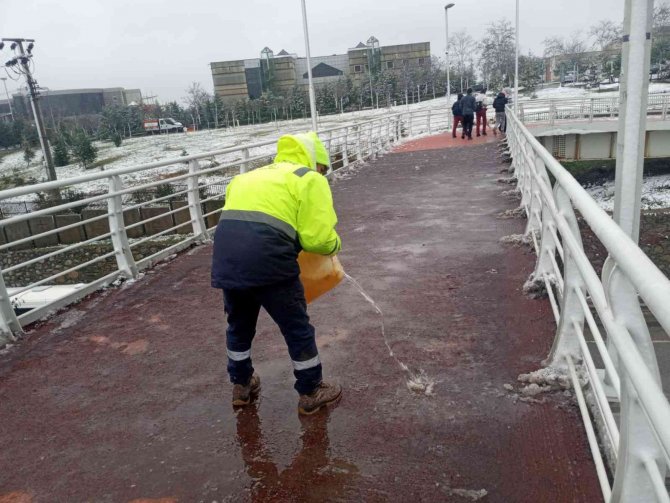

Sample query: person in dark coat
[451,93,464,139]
[460,88,476,140]
[492,92,508,135]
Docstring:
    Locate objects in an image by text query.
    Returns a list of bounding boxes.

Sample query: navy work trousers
[223,277,322,395]
[462,114,474,138]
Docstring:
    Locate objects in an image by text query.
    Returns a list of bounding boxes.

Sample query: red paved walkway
[0,137,599,502]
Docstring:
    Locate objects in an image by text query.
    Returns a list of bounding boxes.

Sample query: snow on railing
[0,108,456,344]
[506,105,670,502]
[516,91,670,125]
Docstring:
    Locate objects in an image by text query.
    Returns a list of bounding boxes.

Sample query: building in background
[210,39,430,104]
[9,87,142,121]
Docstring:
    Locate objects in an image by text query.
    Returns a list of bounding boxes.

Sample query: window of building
[385,61,394,70]
[418,58,425,65]
[354,64,363,73]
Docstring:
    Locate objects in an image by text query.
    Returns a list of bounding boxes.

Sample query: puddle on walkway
[343,273,436,396]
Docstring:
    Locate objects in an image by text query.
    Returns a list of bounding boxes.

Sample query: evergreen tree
[112,132,122,147]
[71,130,97,169]
[52,135,70,167]
[22,140,36,166]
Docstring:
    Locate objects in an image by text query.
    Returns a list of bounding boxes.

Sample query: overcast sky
[1,0,623,103]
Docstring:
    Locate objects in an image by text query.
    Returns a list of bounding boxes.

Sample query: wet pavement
[0,133,600,502]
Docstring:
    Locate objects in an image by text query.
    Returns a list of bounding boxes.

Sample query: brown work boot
[298,381,342,415]
[232,373,261,406]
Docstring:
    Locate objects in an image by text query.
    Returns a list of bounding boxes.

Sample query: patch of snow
[518,367,572,390]
[587,173,670,211]
[499,233,532,246]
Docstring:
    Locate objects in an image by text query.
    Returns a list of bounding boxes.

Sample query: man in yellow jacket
[211,132,342,415]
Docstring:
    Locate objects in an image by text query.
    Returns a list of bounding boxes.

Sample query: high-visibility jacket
[211,132,341,289]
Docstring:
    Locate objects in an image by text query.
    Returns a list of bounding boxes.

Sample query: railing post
[545,185,587,367]
[524,153,545,236]
[408,113,414,137]
[427,109,432,134]
[241,148,250,174]
[385,120,391,147]
[108,175,139,279]
[0,269,22,344]
[187,159,209,241]
[368,122,374,159]
[589,97,594,122]
[342,128,349,168]
[606,263,666,502]
[356,126,362,161]
[378,121,383,152]
[326,131,332,155]
[662,95,668,121]
[549,102,556,126]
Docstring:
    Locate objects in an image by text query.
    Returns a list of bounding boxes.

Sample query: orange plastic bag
[298,251,345,304]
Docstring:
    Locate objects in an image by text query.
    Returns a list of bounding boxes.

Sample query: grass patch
[561,157,670,185]
[86,154,128,170]
[0,148,20,163]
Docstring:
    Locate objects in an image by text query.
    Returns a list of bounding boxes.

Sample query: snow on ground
[0,96,451,203]
[586,173,670,212]
[2,82,670,208]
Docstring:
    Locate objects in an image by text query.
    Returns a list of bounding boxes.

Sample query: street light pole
[300,0,318,132]
[444,4,455,104]
[514,0,519,114]
[0,77,14,121]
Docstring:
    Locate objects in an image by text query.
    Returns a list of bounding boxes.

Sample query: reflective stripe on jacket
[211,132,341,289]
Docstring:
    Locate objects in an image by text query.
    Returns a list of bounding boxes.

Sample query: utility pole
[1,38,57,182]
[0,77,14,121]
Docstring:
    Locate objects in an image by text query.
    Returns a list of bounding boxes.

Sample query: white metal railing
[506,105,670,502]
[517,91,670,126]
[0,108,455,344]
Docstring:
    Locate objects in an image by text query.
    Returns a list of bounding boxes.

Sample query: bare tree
[183,82,210,126]
[480,20,516,90]
[654,1,670,31]
[589,20,622,51]
[450,30,475,92]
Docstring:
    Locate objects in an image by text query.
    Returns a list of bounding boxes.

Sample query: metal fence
[506,105,670,502]
[517,91,670,126]
[0,109,456,343]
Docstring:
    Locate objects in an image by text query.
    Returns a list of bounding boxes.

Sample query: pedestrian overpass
[0,95,669,502]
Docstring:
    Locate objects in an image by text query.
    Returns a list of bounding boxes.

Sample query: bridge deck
[0,134,600,502]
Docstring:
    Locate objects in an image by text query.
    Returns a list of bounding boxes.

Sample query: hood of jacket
[273,132,330,170]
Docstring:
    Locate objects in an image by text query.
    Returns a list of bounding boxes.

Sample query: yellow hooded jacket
[211,132,341,289]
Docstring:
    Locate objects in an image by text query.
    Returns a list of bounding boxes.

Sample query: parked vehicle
[143,118,185,134]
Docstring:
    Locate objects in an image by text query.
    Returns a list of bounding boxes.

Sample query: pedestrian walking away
[451,93,464,139]
[492,91,508,135]
[211,132,343,415]
[475,89,489,137]
[460,88,476,140]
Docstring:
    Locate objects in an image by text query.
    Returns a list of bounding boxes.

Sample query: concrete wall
[0,237,186,288]
[538,130,670,160]
[0,200,223,250]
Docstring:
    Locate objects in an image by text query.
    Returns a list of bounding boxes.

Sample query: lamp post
[444,3,455,104]
[0,77,14,121]
[300,0,318,132]
[514,0,519,114]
